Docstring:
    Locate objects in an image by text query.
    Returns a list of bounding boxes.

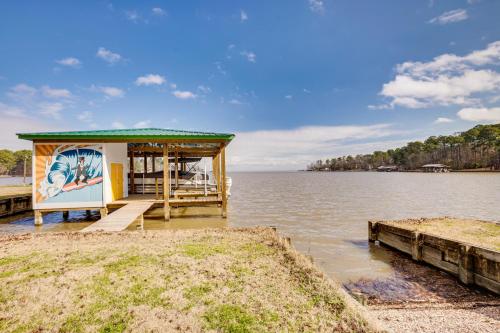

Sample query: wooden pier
[81,201,154,232]
[0,186,32,218]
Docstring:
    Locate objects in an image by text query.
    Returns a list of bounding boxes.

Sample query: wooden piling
[220,147,227,218]
[163,144,170,221]
[34,210,43,226]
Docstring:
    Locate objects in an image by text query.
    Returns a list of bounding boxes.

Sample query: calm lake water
[1,172,499,283]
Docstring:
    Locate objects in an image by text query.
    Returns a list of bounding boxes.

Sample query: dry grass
[0,186,31,200]
[382,217,500,251]
[0,228,381,333]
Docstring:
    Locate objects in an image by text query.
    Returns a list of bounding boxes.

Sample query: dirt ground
[381,217,500,251]
[0,228,382,333]
[345,248,500,333]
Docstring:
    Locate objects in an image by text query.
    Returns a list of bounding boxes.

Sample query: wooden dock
[81,201,154,232]
[0,186,32,218]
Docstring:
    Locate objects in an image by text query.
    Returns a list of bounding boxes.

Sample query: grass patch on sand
[383,218,500,251]
[0,229,379,332]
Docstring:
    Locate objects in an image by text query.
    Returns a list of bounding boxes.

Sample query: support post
[458,245,475,285]
[137,214,144,230]
[86,210,92,218]
[34,210,43,226]
[174,151,179,189]
[411,231,422,261]
[153,156,158,199]
[163,144,170,221]
[213,154,220,194]
[99,207,108,218]
[130,152,135,194]
[221,147,227,218]
[62,211,69,220]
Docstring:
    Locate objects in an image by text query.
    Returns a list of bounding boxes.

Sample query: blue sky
[1,0,500,170]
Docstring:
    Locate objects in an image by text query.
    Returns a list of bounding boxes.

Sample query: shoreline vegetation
[0,228,383,333]
[307,124,500,172]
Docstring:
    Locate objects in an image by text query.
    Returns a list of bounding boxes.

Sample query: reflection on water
[1,172,499,283]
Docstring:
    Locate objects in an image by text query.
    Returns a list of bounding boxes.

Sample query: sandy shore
[0,228,382,333]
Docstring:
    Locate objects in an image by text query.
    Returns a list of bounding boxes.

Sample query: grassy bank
[382,217,500,251]
[0,228,380,332]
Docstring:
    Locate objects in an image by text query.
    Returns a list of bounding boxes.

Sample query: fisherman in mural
[74,156,89,185]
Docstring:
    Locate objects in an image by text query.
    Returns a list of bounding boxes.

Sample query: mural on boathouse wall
[34,144,104,208]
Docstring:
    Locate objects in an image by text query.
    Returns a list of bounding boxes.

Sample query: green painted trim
[16,128,235,141]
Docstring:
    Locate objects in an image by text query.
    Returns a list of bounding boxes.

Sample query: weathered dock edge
[0,194,32,218]
[368,220,500,295]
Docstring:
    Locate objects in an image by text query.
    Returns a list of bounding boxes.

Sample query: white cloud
[285,95,293,99]
[135,74,166,86]
[125,10,141,22]
[0,102,27,118]
[7,83,37,101]
[227,124,402,171]
[308,0,325,14]
[172,90,196,99]
[429,9,468,25]
[0,115,59,149]
[197,85,212,94]
[303,88,311,93]
[228,99,243,105]
[240,51,256,63]
[133,120,151,128]
[240,10,248,22]
[152,7,166,16]
[170,83,177,89]
[467,0,481,4]
[434,117,454,124]
[376,41,500,109]
[77,111,93,122]
[38,102,63,119]
[56,57,81,68]
[96,47,122,64]
[457,107,500,122]
[101,86,125,98]
[111,121,126,129]
[41,86,72,99]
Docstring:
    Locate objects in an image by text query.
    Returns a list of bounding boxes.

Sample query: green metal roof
[17,128,235,141]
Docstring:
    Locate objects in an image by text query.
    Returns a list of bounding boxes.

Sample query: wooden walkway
[81,201,154,232]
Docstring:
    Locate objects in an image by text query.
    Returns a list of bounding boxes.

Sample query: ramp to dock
[81,201,154,232]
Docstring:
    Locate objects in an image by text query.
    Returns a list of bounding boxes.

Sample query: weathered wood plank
[378,231,412,255]
[80,201,154,232]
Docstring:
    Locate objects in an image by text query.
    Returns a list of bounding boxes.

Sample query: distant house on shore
[376,165,399,172]
[421,164,450,173]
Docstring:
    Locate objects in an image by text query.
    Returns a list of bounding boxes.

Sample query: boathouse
[421,163,450,173]
[16,128,234,228]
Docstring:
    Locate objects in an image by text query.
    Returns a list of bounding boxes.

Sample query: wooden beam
[130,152,135,194]
[175,151,179,189]
[163,144,170,221]
[221,147,227,218]
[152,155,158,199]
[143,151,148,174]
[128,146,219,154]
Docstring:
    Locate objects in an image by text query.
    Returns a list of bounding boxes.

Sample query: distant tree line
[0,149,32,176]
[307,124,500,171]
